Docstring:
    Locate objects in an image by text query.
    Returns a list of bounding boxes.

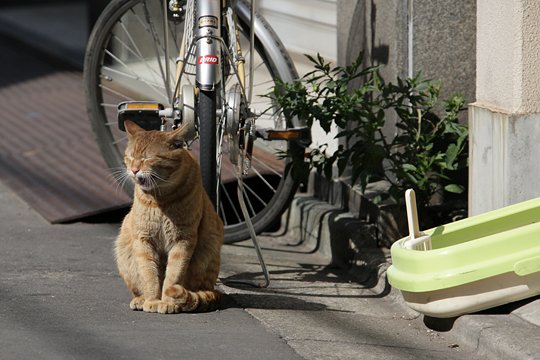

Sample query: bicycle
[84,0,309,246]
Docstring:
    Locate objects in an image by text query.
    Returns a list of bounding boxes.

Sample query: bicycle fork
[193,0,270,288]
[195,1,222,91]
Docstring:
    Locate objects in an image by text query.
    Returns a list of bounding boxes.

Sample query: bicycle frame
[172,0,255,106]
[195,0,222,91]
[174,0,269,287]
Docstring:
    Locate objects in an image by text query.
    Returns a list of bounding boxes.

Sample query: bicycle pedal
[117,102,164,131]
[257,127,311,146]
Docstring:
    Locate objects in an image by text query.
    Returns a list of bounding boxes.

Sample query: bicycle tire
[84,0,304,243]
[198,89,217,207]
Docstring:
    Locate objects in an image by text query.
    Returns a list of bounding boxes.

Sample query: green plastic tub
[387,191,540,318]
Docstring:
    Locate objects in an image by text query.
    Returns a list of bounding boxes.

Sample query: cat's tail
[164,285,221,312]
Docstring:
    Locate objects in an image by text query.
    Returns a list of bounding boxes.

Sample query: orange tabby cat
[115,120,223,313]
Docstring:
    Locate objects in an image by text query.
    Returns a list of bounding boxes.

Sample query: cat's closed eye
[169,141,185,150]
[126,154,154,162]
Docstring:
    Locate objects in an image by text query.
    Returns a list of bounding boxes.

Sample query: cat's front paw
[129,296,145,311]
[157,299,182,314]
[142,299,181,314]
[142,299,161,313]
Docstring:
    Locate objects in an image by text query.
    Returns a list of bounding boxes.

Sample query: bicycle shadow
[220,260,392,314]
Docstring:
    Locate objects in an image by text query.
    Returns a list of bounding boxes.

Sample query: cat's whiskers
[151,171,171,184]
[142,171,158,196]
[109,167,132,195]
[148,170,168,197]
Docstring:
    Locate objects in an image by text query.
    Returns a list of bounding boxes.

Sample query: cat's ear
[124,120,144,137]
[168,123,191,149]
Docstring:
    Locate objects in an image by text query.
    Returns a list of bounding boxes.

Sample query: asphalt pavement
[0,181,305,360]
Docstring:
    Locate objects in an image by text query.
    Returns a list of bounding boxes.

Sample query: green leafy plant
[268,52,468,211]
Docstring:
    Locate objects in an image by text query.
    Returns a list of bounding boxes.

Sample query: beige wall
[476,0,540,113]
[470,0,540,215]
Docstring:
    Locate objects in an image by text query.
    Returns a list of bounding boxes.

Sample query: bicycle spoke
[242,185,256,216]
[159,0,171,102]
[99,83,135,101]
[243,181,268,208]
[102,60,163,90]
[101,62,139,80]
[221,165,267,217]
[250,166,277,193]
[117,19,170,89]
[220,181,243,223]
[110,32,165,84]
[218,200,228,226]
[221,162,269,211]
[252,156,282,177]
[104,50,163,89]
[118,19,145,57]
[131,2,171,104]
[247,186,270,217]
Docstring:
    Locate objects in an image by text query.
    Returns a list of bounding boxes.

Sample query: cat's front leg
[132,237,162,312]
[158,241,196,313]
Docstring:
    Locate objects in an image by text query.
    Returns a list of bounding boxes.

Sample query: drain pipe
[407,0,414,78]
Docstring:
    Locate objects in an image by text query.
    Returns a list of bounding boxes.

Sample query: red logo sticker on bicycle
[198,55,219,65]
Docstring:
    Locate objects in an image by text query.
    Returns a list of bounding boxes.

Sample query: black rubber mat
[0,37,131,223]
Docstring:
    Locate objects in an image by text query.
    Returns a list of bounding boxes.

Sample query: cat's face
[123,121,187,193]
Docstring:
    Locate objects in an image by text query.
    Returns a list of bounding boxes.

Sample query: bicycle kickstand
[225,136,270,288]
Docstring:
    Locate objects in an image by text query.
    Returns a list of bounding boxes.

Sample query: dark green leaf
[444,184,465,194]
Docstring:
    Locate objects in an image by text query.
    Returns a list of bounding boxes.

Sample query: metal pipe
[248,0,256,104]
[407,0,414,78]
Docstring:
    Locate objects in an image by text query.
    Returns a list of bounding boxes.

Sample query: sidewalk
[283,196,540,359]
[0,2,539,359]
[0,174,474,359]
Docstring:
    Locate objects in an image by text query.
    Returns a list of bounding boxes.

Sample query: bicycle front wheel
[84,0,303,243]
[198,89,217,207]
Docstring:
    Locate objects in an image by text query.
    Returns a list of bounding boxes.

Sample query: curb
[287,193,540,359]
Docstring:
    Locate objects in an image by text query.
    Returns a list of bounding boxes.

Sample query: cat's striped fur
[115,120,223,313]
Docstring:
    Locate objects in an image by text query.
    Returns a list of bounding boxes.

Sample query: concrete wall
[340,1,407,85]
[339,0,476,108]
[470,0,540,215]
[469,106,540,213]
[413,1,476,105]
[336,0,540,216]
